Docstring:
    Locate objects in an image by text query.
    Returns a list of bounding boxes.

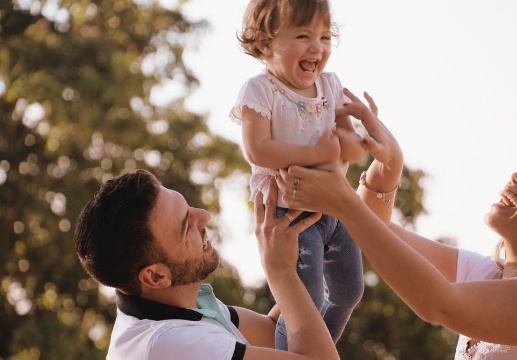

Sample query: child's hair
[238,0,339,60]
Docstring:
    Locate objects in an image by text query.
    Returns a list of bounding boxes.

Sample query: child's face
[264,16,332,94]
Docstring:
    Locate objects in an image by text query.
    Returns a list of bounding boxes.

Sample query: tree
[0,0,247,357]
[0,1,457,358]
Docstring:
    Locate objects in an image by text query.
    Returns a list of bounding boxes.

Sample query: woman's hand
[276,164,355,216]
[337,89,403,172]
[254,177,321,278]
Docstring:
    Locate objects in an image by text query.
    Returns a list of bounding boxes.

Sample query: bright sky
[183,0,517,287]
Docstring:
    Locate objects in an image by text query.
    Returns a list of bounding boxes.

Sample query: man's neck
[140,282,202,309]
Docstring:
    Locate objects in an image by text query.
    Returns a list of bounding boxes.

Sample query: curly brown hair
[237,0,339,60]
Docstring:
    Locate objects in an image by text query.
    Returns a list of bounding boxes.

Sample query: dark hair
[75,169,164,295]
[238,0,339,59]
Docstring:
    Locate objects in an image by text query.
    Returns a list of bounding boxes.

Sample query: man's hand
[254,177,321,278]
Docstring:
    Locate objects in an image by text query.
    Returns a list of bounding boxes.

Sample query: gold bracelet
[359,171,399,203]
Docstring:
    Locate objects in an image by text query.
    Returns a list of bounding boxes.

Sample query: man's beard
[164,249,220,287]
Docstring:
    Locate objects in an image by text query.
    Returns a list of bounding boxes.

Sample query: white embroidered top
[454,249,517,359]
[230,70,350,207]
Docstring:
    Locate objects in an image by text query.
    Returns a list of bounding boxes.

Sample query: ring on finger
[293,189,297,199]
[284,213,294,222]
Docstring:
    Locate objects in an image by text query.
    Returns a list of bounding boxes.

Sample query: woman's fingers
[279,163,366,222]
[363,91,378,116]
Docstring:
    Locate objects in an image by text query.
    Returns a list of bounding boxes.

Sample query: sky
[181,0,517,287]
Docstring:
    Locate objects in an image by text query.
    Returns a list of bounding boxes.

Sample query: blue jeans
[275,208,364,350]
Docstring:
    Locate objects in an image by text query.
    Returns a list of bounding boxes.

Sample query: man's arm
[234,306,276,348]
[241,178,340,360]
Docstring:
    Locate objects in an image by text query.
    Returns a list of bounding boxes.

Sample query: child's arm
[241,106,340,169]
[335,114,368,163]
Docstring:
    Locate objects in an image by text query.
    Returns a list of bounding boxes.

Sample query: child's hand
[313,130,340,164]
[334,127,367,163]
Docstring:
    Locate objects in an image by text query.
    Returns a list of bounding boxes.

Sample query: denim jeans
[274,207,364,350]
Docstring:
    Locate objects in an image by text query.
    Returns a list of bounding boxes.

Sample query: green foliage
[0,0,246,357]
[0,1,456,359]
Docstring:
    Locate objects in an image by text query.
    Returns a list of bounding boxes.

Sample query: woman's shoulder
[457,248,500,282]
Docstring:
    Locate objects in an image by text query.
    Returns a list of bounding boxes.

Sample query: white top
[454,249,517,359]
[107,284,247,360]
[230,70,350,207]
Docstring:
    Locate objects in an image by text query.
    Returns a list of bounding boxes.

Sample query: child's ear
[257,34,271,56]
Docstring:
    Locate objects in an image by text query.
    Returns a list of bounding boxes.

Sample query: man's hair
[75,169,165,295]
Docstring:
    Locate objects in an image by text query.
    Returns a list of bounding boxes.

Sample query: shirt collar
[116,290,203,322]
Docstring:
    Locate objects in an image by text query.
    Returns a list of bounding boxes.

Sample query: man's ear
[138,263,172,289]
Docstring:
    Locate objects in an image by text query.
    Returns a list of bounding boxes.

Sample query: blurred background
[1,0,516,359]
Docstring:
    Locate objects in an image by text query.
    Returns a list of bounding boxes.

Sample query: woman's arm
[390,224,459,282]
[241,106,340,169]
[276,86,517,345]
[339,89,459,280]
[278,164,517,345]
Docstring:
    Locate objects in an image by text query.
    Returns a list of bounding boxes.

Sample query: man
[75,169,339,360]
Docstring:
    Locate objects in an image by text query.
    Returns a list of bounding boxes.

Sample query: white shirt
[230,70,350,207]
[107,284,247,360]
[454,249,517,359]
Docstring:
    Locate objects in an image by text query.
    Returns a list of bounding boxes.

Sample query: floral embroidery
[268,77,329,116]
[457,335,514,359]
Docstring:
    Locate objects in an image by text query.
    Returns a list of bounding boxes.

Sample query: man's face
[149,186,219,286]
